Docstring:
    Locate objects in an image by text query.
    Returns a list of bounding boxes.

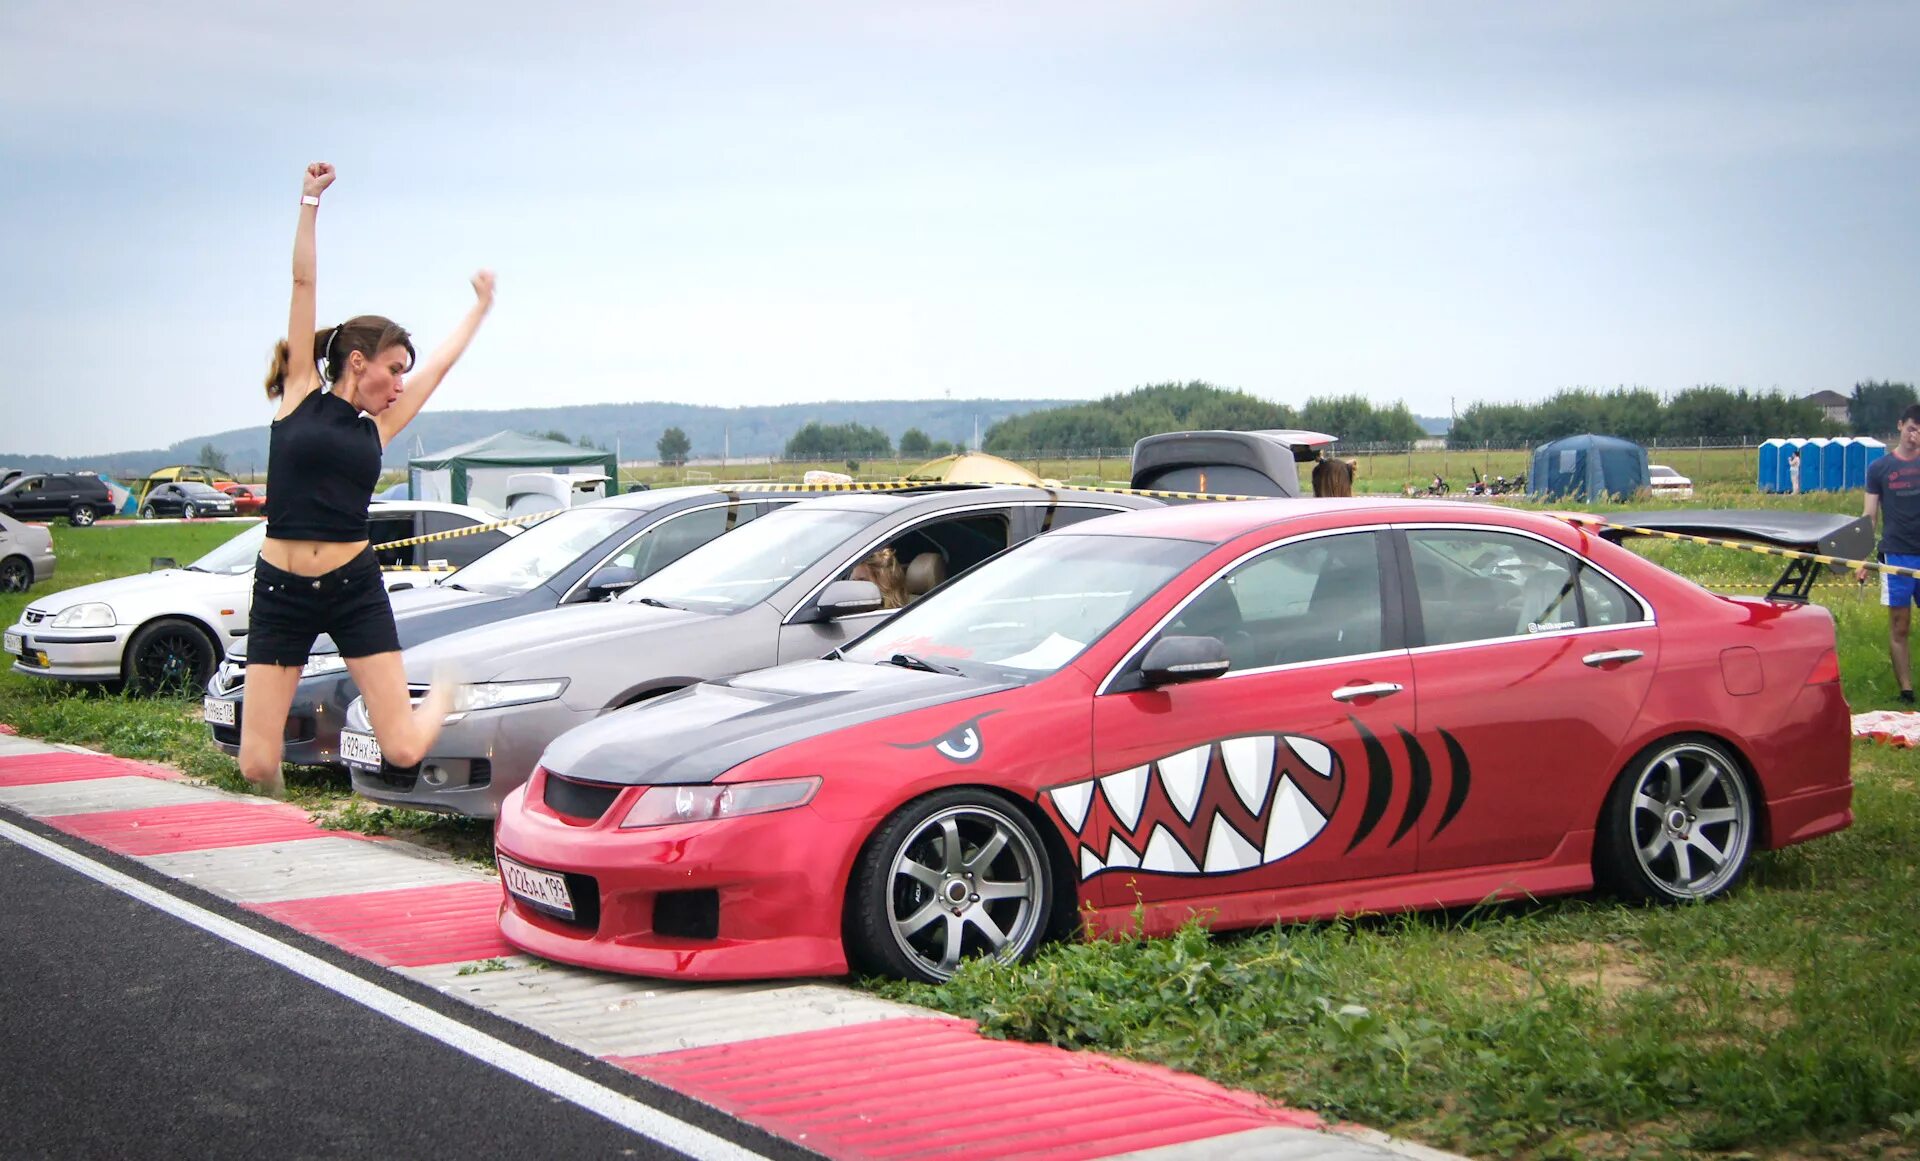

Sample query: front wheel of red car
[847,789,1052,983]
[1596,738,1754,904]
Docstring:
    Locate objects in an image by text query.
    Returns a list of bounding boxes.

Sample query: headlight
[301,654,349,678]
[454,679,569,714]
[619,777,821,829]
[51,603,115,629]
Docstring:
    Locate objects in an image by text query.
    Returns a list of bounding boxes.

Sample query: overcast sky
[4,1,1917,456]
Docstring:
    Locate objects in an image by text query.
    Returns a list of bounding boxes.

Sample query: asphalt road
[0,812,804,1161]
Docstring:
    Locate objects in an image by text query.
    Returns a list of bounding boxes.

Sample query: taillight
[1806,649,1840,685]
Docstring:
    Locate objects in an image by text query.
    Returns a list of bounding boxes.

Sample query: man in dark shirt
[1861,405,1920,703]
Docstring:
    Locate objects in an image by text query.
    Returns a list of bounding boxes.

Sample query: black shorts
[248,549,401,667]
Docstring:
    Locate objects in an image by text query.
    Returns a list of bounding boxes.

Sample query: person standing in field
[239,162,496,793]
[1859,407,1920,704]
[1788,447,1801,494]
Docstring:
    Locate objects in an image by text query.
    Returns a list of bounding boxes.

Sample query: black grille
[542,772,621,821]
[654,889,719,940]
[363,764,420,792]
[24,611,45,625]
[469,759,492,788]
[208,712,306,746]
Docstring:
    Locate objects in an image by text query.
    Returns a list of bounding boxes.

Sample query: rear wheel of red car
[1596,738,1754,904]
[848,789,1052,983]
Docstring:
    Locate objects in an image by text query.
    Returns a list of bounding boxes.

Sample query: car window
[624,506,882,613]
[1407,529,1598,645]
[1579,567,1640,627]
[614,504,757,578]
[369,515,418,567]
[418,510,509,569]
[1039,505,1130,532]
[1160,532,1385,671]
[189,523,270,575]
[17,479,41,493]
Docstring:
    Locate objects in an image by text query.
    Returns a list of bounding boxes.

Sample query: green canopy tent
[408,431,617,514]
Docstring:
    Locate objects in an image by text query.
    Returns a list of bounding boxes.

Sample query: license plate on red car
[499,855,575,919]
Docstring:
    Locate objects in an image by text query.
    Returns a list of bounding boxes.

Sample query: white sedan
[1648,465,1694,499]
[4,501,516,692]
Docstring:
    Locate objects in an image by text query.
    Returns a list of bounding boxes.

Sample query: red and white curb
[0,733,1459,1161]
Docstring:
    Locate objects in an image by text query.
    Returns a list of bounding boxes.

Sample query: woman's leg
[238,663,302,794]
[344,651,455,770]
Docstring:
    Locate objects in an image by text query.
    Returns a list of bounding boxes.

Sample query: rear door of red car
[1396,524,1659,872]
[1084,528,1417,908]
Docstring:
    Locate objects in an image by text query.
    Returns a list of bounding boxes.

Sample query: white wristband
[300,195,321,206]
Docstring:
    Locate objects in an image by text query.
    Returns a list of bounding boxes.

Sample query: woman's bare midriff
[261,537,370,577]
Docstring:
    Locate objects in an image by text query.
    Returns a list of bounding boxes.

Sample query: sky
[4,1,1918,456]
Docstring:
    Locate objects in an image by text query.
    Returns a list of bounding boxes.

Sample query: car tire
[68,504,97,527]
[0,555,30,592]
[1595,736,1755,905]
[846,788,1052,983]
[139,504,157,520]
[124,617,218,696]
[183,502,197,520]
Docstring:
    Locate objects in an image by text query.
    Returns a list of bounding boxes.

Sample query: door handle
[1582,649,1645,668]
[1331,681,1404,702]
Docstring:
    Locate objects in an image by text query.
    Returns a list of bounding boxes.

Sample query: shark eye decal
[893,712,1001,764]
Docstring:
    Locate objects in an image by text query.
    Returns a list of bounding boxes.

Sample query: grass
[7,496,1920,1158]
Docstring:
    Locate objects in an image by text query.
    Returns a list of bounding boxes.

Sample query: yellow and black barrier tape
[366,509,556,554]
[1558,515,1918,580]
[711,480,1265,503]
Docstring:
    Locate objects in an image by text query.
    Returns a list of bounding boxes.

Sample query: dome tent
[1528,433,1650,500]
[408,431,616,515]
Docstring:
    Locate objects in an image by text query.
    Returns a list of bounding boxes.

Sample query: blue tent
[1528,434,1650,500]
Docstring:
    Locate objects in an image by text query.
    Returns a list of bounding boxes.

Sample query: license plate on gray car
[340,729,382,769]
[202,697,236,727]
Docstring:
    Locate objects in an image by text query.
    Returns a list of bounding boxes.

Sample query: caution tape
[365,509,556,554]
[714,480,1265,503]
[1558,515,1920,580]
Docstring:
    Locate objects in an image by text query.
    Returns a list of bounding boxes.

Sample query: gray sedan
[0,513,55,592]
[340,487,1158,817]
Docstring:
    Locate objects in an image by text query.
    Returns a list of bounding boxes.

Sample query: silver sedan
[0,513,55,592]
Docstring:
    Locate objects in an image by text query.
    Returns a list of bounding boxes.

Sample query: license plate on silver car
[3,632,20,656]
[499,855,575,919]
[202,697,236,727]
[340,729,382,769]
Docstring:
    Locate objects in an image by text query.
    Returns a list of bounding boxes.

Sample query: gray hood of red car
[536,659,1012,786]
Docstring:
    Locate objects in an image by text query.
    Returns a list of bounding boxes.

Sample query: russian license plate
[202,697,236,727]
[340,729,383,769]
[3,631,20,656]
[499,855,575,919]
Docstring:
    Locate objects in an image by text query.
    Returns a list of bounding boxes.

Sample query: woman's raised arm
[273,162,336,418]
[375,270,495,445]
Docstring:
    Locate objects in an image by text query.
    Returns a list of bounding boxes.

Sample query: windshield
[844,534,1208,681]
[189,522,269,575]
[622,506,880,613]
[445,507,638,593]
[181,483,224,497]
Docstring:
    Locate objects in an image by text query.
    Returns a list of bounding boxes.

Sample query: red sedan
[493,499,1852,982]
[217,483,266,515]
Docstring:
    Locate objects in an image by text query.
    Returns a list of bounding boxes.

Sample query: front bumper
[348,698,597,819]
[6,620,131,682]
[493,778,860,980]
[205,667,357,767]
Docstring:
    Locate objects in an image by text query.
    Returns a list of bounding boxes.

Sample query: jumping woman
[240,161,494,794]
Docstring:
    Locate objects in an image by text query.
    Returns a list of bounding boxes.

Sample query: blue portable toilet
[1848,438,1885,489]
[1758,438,1786,492]
[1817,437,1846,491]
[1783,438,1813,493]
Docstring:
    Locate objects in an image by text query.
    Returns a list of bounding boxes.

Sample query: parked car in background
[206,486,815,768]
[0,513,55,592]
[1648,465,1694,499]
[6,501,514,692]
[0,472,116,526]
[218,483,267,514]
[341,486,1161,818]
[140,482,238,520]
[492,499,1852,983]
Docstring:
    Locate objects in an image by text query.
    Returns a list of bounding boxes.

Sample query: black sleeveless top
[264,389,383,541]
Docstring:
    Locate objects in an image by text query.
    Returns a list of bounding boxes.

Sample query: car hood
[538,658,1013,786]
[401,600,717,681]
[23,569,243,617]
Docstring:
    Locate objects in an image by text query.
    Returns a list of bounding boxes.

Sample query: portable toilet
[1758,438,1785,492]
[1848,437,1886,489]
[1783,438,1812,493]
[1819,437,1847,492]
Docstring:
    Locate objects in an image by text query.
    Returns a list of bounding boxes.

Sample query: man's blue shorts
[1883,553,1920,607]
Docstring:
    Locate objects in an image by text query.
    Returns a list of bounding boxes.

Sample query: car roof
[784,485,1162,516]
[1057,497,1567,545]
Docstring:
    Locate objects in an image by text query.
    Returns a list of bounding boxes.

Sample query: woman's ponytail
[264,339,290,399]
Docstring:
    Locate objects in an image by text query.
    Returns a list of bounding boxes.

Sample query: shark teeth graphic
[1264,775,1328,863]
[1079,846,1105,879]
[1048,782,1093,833]
[1105,833,1141,870]
[1100,765,1149,831]
[1220,735,1275,813]
[1203,813,1262,873]
[1158,744,1211,822]
[1286,735,1334,778]
[1141,824,1200,874]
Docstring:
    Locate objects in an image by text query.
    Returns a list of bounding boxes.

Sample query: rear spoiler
[1591,509,1873,603]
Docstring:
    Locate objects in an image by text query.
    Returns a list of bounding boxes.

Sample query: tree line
[980,381,1426,453]
[1444,385,1905,448]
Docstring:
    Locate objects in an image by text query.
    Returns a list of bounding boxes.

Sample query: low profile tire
[847,788,1052,983]
[124,618,217,695]
[1596,737,1755,904]
[68,505,96,527]
[0,556,29,592]
[182,502,197,520]
[139,504,157,520]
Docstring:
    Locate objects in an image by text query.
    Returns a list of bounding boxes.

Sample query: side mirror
[585,564,640,600]
[1138,635,1231,687]
[812,579,886,621]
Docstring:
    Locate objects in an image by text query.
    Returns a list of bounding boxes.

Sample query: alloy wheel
[0,558,29,592]
[133,627,208,693]
[885,803,1044,981]
[1626,742,1752,900]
